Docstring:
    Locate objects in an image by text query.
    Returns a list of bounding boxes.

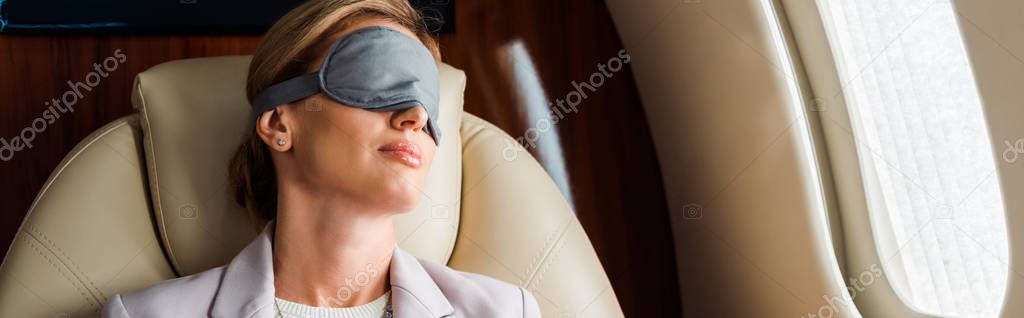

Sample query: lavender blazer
[101,221,541,317]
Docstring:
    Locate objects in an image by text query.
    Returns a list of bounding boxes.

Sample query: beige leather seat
[0,56,622,318]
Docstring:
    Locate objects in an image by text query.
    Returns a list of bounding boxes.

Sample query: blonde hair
[230,0,442,228]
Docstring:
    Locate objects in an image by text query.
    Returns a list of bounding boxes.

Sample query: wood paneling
[0,0,680,315]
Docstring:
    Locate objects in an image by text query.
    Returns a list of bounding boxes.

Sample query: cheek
[296,122,372,185]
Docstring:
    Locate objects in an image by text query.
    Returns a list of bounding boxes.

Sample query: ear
[255,106,294,152]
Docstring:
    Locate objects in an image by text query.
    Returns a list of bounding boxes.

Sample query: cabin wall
[605,0,854,316]
[607,0,1024,316]
[953,1,1024,317]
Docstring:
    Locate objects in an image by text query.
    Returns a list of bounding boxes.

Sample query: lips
[378,140,422,168]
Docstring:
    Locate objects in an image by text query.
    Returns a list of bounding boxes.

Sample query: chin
[382,199,420,214]
[376,187,423,213]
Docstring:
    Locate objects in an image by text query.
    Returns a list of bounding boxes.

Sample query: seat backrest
[0,56,623,318]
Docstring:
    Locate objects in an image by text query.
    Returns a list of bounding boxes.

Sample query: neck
[272,188,396,308]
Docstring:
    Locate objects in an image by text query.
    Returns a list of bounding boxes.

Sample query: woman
[101,0,542,317]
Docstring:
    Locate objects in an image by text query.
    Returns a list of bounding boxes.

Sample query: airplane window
[815,0,1009,316]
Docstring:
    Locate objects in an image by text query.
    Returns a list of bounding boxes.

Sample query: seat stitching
[19,231,101,310]
[24,224,106,303]
[459,114,578,287]
[0,118,131,312]
[522,221,570,290]
[520,222,563,286]
[526,233,568,292]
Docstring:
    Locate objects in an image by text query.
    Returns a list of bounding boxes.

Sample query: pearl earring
[277,138,286,146]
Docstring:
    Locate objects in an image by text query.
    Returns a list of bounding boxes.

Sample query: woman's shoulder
[102,265,226,317]
[414,258,542,317]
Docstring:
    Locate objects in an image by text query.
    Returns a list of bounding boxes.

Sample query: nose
[390,106,429,134]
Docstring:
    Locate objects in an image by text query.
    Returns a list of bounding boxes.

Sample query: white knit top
[272,291,390,318]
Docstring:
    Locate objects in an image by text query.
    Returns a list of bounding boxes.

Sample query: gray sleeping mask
[251,26,442,145]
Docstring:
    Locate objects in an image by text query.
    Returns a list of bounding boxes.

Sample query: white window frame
[775,0,1009,317]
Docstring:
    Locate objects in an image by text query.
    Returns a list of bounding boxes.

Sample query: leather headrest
[131,56,464,276]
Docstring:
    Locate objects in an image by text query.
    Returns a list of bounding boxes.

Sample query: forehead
[308,18,420,71]
[330,18,419,44]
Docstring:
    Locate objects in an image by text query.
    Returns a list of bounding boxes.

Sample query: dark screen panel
[0,0,453,34]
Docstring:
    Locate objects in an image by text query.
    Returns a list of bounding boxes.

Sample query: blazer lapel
[211,221,277,318]
[209,220,455,318]
[389,246,455,318]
